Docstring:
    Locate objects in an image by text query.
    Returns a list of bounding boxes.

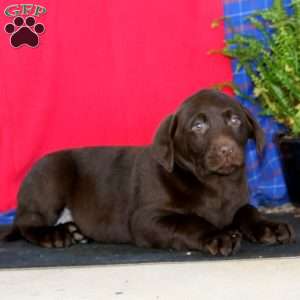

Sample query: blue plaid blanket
[0,210,15,225]
[224,0,291,207]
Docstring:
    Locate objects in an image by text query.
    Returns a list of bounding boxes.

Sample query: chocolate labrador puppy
[3,89,295,255]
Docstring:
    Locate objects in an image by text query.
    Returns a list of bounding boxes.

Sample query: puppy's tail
[0,225,21,241]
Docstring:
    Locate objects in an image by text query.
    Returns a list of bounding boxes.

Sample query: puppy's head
[151,89,265,178]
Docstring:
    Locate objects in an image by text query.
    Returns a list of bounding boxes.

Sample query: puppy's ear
[151,114,177,172]
[242,106,265,155]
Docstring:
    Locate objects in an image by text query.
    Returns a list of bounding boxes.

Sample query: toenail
[73,232,84,240]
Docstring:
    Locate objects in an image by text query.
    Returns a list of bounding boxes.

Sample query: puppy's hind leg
[56,209,89,245]
[15,205,73,248]
[13,152,82,248]
[15,205,89,248]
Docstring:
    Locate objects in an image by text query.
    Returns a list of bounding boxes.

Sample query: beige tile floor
[0,258,299,300]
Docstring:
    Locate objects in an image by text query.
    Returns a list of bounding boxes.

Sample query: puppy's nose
[219,144,234,156]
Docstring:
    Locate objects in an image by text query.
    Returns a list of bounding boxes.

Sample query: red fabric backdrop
[0,0,232,211]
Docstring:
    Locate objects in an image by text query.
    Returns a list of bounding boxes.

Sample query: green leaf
[210,0,300,136]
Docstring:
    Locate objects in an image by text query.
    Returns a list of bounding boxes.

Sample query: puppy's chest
[183,183,247,229]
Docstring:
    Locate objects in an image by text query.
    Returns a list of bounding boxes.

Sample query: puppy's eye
[228,115,241,127]
[192,120,208,133]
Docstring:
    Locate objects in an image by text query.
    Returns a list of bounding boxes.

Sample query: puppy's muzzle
[205,137,244,175]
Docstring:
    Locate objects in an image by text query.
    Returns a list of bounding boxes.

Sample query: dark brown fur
[3,89,295,255]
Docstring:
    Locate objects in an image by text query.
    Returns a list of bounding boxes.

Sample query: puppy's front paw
[242,221,295,245]
[202,230,242,256]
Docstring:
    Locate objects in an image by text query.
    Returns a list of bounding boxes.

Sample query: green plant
[212,0,300,136]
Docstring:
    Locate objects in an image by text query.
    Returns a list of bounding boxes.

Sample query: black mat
[0,214,299,269]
